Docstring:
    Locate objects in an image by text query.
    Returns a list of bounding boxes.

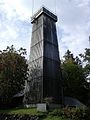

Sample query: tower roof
[31,7,57,23]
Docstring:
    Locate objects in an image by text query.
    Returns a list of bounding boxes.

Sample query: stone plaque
[37,103,47,112]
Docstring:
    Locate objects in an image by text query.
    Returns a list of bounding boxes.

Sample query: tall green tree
[0,45,28,103]
[61,50,87,103]
[79,48,90,78]
[79,48,90,106]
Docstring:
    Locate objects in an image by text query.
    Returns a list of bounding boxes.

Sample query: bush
[63,107,90,120]
[49,107,90,120]
[49,109,64,116]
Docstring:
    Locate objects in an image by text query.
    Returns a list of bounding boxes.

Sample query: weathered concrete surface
[27,7,61,103]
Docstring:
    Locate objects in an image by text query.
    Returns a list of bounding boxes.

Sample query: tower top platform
[31,7,57,23]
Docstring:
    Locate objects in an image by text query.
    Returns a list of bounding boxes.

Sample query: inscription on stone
[37,103,47,112]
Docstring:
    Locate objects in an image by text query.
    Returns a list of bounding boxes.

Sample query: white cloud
[0,0,32,59]
[56,0,90,58]
[0,0,90,60]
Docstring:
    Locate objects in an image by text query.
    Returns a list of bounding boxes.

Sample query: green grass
[0,108,38,115]
[0,108,72,120]
[43,116,71,120]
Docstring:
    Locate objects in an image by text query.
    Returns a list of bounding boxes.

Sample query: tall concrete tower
[28,7,61,103]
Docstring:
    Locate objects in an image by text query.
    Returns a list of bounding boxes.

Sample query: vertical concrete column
[28,7,61,103]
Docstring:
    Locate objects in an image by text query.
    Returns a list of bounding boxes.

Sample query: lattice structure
[27,7,61,103]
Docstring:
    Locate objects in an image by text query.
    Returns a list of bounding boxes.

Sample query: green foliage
[0,107,90,120]
[61,50,86,103]
[79,48,90,106]
[79,48,90,77]
[49,107,90,120]
[63,107,90,120]
[0,108,47,119]
[63,50,75,63]
[49,109,63,116]
[79,48,90,63]
[0,45,28,103]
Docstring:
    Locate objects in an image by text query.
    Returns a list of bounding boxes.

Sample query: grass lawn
[43,116,71,120]
[0,108,72,120]
[0,108,38,115]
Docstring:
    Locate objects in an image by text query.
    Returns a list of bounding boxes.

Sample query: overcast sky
[0,0,90,59]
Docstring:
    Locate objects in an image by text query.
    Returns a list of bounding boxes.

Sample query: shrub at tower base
[0,45,28,107]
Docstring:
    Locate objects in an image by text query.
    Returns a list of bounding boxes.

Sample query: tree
[0,45,28,104]
[79,48,90,106]
[79,48,90,78]
[61,50,87,103]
